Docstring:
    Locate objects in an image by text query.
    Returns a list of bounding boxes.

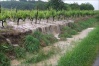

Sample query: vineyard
[0,9,98,27]
[0,1,99,66]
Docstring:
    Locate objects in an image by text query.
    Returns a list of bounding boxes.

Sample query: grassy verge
[59,18,97,40]
[58,26,99,66]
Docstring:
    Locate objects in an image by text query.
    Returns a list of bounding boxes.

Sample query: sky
[0,0,99,10]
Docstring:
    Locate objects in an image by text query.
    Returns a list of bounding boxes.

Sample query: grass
[14,46,26,58]
[32,31,58,46]
[0,52,10,66]
[58,26,99,66]
[25,50,55,63]
[59,18,97,40]
[59,26,77,39]
[24,46,60,64]
[0,30,58,66]
[25,35,40,52]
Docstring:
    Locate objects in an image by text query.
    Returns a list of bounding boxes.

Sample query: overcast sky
[0,0,99,10]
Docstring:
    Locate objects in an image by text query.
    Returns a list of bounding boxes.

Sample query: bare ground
[5,19,72,32]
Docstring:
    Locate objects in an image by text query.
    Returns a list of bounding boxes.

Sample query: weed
[0,44,13,53]
[59,26,77,39]
[14,46,26,58]
[0,52,10,66]
[25,35,40,52]
[33,31,57,46]
[59,18,97,39]
[25,47,56,63]
[58,26,99,66]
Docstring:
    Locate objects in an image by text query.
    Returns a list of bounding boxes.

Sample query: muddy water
[11,28,94,66]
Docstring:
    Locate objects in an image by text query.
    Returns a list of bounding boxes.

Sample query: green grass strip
[59,18,97,39]
[58,26,99,66]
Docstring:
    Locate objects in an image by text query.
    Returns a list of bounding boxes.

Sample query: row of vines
[0,9,99,27]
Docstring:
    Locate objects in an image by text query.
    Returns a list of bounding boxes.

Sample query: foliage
[0,52,10,66]
[0,3,1,13]
[14,46,26,58]
[25,35,40,52]
[1,1,94,10]
[1,1,47,10]
[45,11,50,22]
[47,0,65,10]
[33,31,57,46]
[38,11,44,22]
[80,3,94,10]
[19,0,27,1]
[33,30,43,41]
[0,9,97,24]
[44,34,58,44]
[0,13,6,27]
[59,18,97,39]
[58,26,99,66]
[95,14,99,21]
[0,43,13,53]
[59,26,77,39]
[70,3,80,10]
[50,9,56,21]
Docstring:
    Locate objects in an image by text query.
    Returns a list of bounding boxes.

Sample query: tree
[47,0,65,10]
[35,0,46,10]
[70,3,80,10]
[19,0,27,2]
[80,3,94,10]
[64,3,71,10]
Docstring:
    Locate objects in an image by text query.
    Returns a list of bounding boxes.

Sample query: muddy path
[11,28,94,66]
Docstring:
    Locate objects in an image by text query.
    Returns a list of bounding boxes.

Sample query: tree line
[0,0,94,10]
